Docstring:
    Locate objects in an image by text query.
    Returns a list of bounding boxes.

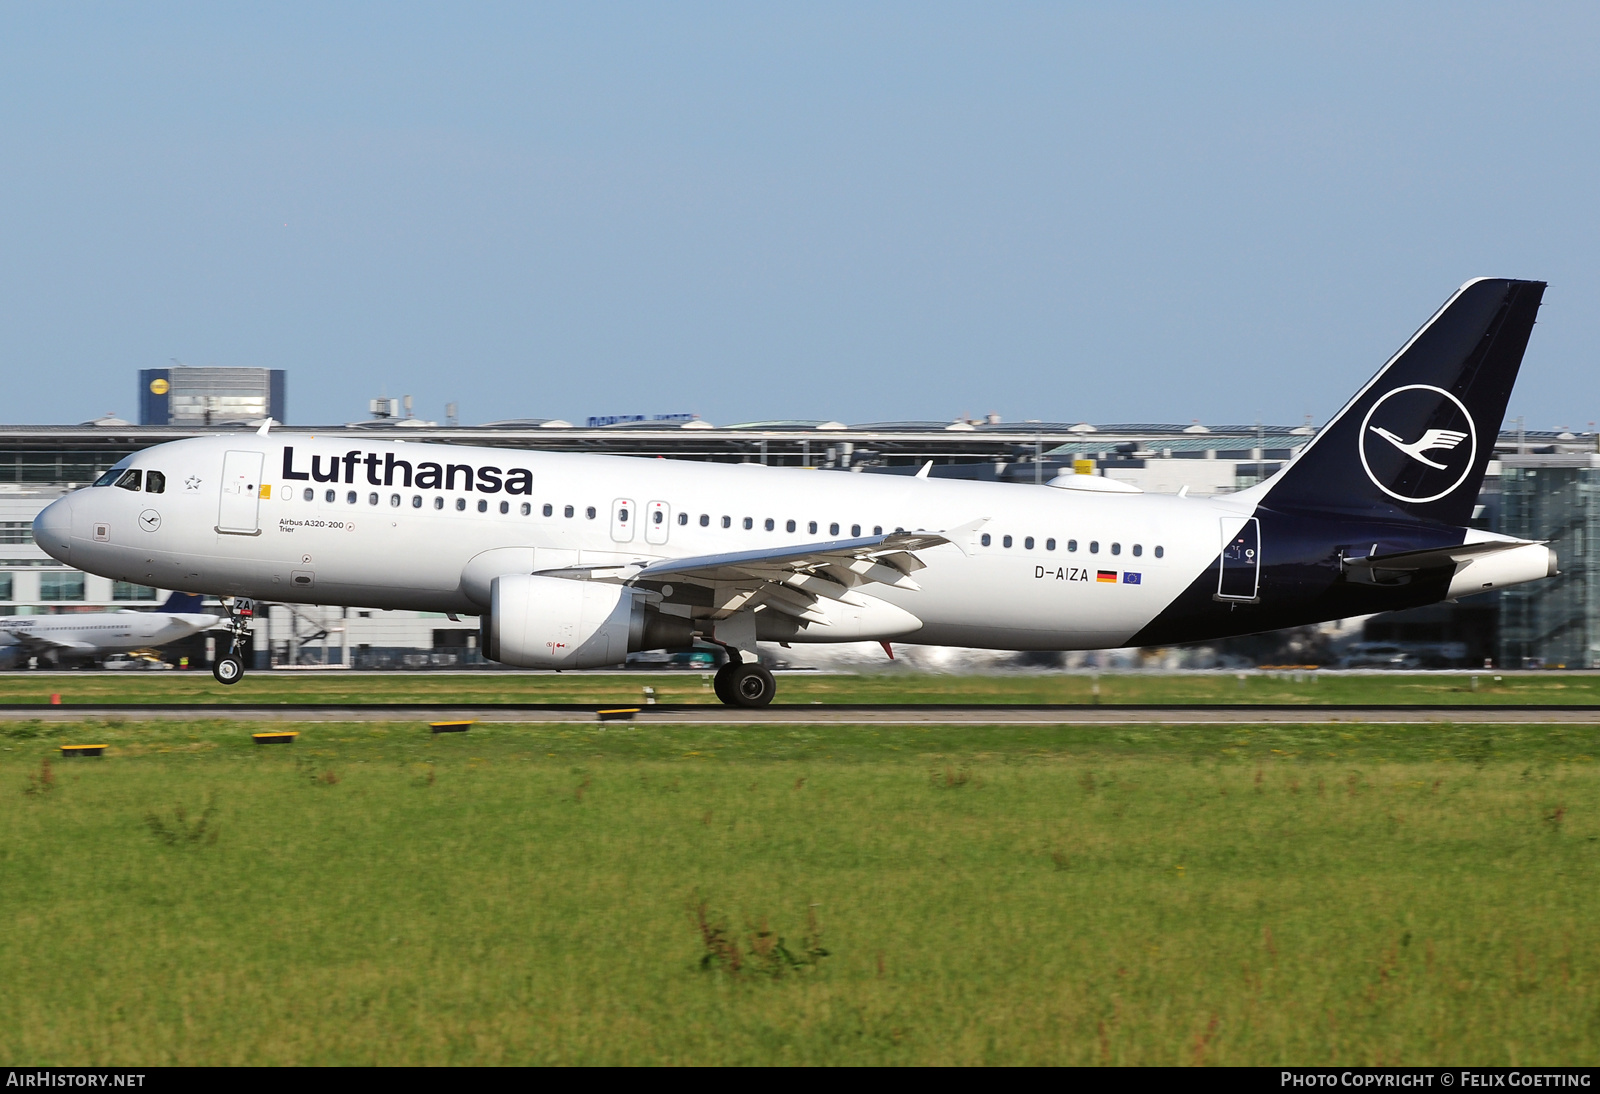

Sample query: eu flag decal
[1123,572,1141,585]
[1096,570,1118,583]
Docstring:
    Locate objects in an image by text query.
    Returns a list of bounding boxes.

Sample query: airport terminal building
[3,367,1596,668]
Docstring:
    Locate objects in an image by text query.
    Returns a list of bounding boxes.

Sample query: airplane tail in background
[156,592,207,613]
[1261,278,1546,528]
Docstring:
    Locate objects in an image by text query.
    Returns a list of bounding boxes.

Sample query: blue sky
[1,4,1596,428]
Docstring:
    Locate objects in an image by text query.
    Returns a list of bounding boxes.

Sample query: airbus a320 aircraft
[33,278,1554,705]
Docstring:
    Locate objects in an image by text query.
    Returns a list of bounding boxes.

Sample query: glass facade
[38,572,85,601]
[1498,460,1600,668]
[112,581,157,601]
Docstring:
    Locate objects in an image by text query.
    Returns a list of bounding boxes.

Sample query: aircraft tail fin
[156,592,207,614]
[1260,278,1545,527]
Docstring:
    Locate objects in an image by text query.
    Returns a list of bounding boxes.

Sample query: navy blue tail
[157,591,207,613]
[1263,278,1545,528]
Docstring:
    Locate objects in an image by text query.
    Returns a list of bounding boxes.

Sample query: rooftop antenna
[446,402,459,427]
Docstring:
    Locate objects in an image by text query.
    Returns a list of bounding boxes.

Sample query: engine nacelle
[483,574,693,668]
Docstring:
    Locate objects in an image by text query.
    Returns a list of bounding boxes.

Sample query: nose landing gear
[212,597,255,686]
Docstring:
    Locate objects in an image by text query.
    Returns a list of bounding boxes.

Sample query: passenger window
[456,498,466,511]
[434,497,444,510]
[390,494,401,507]
[873,525,883,535]
[476,500,487,513]
[304,488,315,502]
[1111,543,1121,556]
[347,491,357,504]
[1155,545,1165,558]
[543,503,553,517]
[115,469,142,491]
[413,495,422,508]
[721,516,731,528]
[1089,541,1099,553]
[786,519,796,532]
[521,502,531,516]
[1067,539,1077,552]
[499,501,509,514]
[1002,535,1013,548]
[1132,544,1142,557]
[1024,537,1034,550]
[764,518,775,531]
[654,510,664,524]
[619,507,629,522]
[829,523,840,536]
[326,489,336,503]
[808,521,817,534]
[1046,538,1056,551]
[740,517,750,530]
[698,514,708,526]
[851,524,861,537]
[565,505,575,518]
[369,492,379,505]
[981,533,992,547]
[677,512,687,525]
[145,471,166,493]
[586,507,596,519]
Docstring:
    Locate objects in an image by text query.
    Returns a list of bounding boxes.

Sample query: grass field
[3,713,1597,1064]
[4,668,1600,706]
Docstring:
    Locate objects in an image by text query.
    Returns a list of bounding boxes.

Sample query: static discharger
[253,731,298,745]
[60,744,105,757]
[597,708,639,723]
[430,720,473,734]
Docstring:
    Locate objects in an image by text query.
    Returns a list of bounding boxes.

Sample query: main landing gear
[212,597,255,686]
[712,651,776,708]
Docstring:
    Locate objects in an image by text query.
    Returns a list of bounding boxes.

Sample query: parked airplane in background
[0,591,220,669]
[33,278,1554,704]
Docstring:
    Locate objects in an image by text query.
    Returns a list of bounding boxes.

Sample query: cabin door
[1217,517,1261,601]
[217,451,265,535]
[645,501,671,545]
[610,498,636,543]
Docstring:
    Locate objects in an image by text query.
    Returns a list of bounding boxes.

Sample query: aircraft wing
[4,632,98,654]
[536,532,951,622]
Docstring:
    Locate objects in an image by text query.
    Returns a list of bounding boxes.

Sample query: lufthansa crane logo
[1358,384,1477,504]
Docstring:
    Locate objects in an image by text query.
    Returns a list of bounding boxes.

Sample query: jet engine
[482,573,694,668]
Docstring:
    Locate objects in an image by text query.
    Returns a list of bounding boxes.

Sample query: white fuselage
[39,435,1255,650]
[0,609,219,662]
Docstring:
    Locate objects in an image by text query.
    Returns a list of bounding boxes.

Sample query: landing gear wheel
[730,663,776,708]
[712,662,738,705]
[213,655,244,685]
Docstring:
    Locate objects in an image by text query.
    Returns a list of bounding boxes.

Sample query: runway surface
[2,703,1599,724]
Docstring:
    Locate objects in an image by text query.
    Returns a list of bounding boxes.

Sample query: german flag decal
[1096,570,1118,583]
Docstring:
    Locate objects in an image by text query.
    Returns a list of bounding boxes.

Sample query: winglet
[256,418,274,436]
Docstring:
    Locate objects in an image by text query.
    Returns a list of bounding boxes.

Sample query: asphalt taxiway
[1,703,1598,724]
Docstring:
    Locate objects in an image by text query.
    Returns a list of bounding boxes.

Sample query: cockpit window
[114,469,142,492]
[145,471,166,494]
[92,469,122,487]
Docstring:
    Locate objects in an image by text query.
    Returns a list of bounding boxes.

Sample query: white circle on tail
[1357,384,1477,504]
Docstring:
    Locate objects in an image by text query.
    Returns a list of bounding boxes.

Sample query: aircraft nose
[33,497,73,563]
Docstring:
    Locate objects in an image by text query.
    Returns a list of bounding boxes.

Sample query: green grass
[3,668,1599,706]
[3,716,1598,1064]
